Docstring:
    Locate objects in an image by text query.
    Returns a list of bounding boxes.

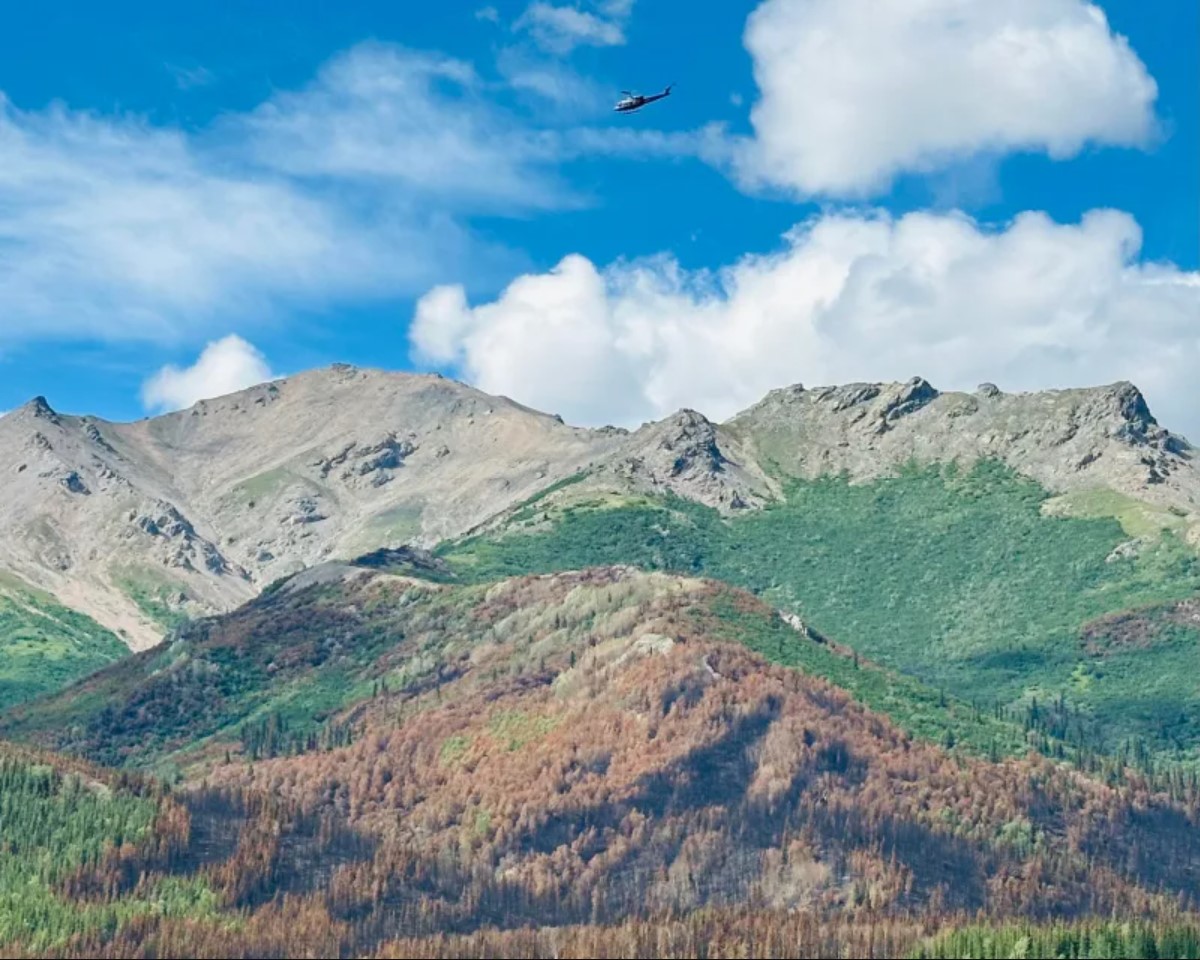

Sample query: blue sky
[0,0,1197,435]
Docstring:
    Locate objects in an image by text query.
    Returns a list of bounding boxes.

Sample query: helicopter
[614,83,674,113]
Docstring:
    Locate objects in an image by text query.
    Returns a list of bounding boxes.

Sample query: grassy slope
[441,460,1200,760]
[111,566,191,632]
[0,574,128,710]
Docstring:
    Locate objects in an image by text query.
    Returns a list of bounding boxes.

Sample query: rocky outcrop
[314,432,417,489]
[351,544,453,578]
[601,409,771,511]
[130,501,242,577]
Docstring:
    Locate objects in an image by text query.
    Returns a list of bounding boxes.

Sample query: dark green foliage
[0,748,219,953]
[239,711,355,760]
[0,753,155,882]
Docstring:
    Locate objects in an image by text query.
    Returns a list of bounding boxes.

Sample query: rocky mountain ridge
[1,365,1195,650]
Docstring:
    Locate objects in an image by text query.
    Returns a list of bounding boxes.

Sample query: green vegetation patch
[911,920,1200,959]
[113,566,190,632]
[229,466,313,505]
[439,735,471,766]
[0,574,127,710]
[1043,486,1193,539]
[0,750,221,953]
[487,710,560,751]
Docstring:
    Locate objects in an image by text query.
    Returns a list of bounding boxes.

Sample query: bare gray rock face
[591,409,773,511]
[724,377,1198,526]
[0,369,623,648]
[0,366,1195,651]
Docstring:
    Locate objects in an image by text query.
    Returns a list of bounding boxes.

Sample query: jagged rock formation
[0,366,1195,650]
[593,409,774,510]
[725,376,1198,530]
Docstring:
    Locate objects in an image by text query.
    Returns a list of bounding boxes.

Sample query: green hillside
[441,460,1200,763]
[0,575,127,710]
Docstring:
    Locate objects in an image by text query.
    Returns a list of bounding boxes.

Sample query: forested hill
[1,564,1199,956]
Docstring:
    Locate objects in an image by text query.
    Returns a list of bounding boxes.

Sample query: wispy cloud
[233,44,576,210]
[514,2,633,56]
[495,46,608,111]
[0,44,579,347]
[167,63,216,90]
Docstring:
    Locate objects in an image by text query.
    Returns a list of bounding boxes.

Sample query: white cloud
[411,209,1200,439]
[496,47,608,110]
[475,6,500,24]
[0,44,569,347]
[733,0,1159,196]
[514,2,629,55]
[141,335,276,412]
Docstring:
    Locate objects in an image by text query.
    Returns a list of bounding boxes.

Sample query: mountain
[2,363,1200,956]
[2,564,1199,958]
[0,366,621,652]
[0,366,1195,665]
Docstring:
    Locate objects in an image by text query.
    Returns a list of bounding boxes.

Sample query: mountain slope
[442,459,1200,763]
[0,367,625,650]
[0,560,1031,772]
[1,565,1198,957]
[0,573,126,709]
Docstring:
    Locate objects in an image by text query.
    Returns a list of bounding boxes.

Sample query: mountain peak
[1105,380,1157,427]
[723,375,1197,527]
[22,396,58,420]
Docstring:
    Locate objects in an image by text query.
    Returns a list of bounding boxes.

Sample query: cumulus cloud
[141,335,276,412]
[514,2,631,56]
[0,43,569,346]
[732,0,1159,196]
[411,209,1200,439]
